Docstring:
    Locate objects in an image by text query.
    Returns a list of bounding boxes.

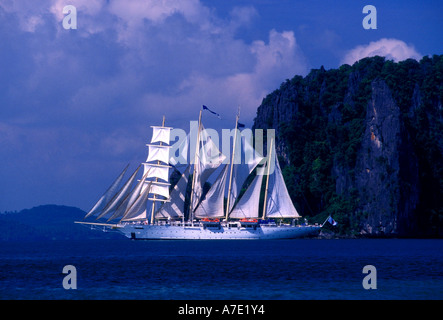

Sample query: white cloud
[251,29,307,88]
[0,0,47,32]
[139,29,307,124]
[342,38,422,65]
[1,0,308,125]
[108,0,203,24]
[228,6,258,31]
[0,0,309,210]
[50,0,106,20]
[108,0,212,43]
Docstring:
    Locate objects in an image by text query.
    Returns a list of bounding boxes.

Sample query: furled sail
[84,164,129,219]
[229,172,264,219]
[95,166,141,220]
[265,153,301,218]
[194,165,228,219]
[155,166,191,219]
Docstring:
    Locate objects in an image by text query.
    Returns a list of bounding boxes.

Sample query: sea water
[0,238,442,300]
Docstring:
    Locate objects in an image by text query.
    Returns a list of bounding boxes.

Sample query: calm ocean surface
[0,238,442,300]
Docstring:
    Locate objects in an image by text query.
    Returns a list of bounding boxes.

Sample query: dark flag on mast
[202,105,221,119]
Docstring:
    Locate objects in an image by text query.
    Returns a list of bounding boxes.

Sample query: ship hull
[115,223,321,240]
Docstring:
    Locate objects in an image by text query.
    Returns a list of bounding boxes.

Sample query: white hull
[113,222,321,240]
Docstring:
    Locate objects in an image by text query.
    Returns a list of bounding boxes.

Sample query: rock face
[253,55,443,237]
[353,79,419,235]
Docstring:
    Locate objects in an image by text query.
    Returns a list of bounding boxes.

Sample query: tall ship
[76,108,322,239]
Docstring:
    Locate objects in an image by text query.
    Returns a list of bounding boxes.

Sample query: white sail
[84,164,129,219]
[106,169,151,222]
[121,181,152,222]
[96,166,141,220]
[146,144,170,164]
[228,135,264,212]
[228,164,250,212]
[122,210,147,222]
[151,126,172,144]
[143,163,170,182]
[194,165,228,219]
[229,173,264,219]
[265,155,301,219]
[149,181,170,199]
[192,125,226,210]
[156,166,190,219]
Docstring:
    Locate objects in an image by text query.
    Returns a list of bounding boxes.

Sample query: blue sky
[0,0,442,212]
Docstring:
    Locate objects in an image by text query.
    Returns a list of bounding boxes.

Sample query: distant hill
[0,205,124,241]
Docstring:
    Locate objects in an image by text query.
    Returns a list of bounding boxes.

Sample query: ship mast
[148,116,166,224]
[189,109,202,224]
[225,109,240,221]
[262,138,273,220]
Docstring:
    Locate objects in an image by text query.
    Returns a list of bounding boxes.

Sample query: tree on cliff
[253,55,443,237]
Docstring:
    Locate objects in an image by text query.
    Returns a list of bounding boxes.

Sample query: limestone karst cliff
[253,55,443,237]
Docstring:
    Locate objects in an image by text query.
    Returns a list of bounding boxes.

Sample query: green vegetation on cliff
[253,55,443,237]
